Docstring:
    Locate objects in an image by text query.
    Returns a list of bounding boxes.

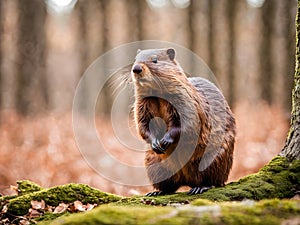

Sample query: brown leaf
[1,204,8,213]
[28,208,42,218]
[10,185,18,195]
[45,205,54,212]
[1,218,10,223]
[53,203,68,214]
[31,200,45,210]
[74,200,85,212]
[19,219,30,225]
[291,194,300,200]
[85,203,97,211]
[68,204,76,213]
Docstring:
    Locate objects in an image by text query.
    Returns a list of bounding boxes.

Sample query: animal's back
[183,77,236,188]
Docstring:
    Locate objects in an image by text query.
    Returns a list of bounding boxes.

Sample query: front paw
[160,134,174,150]
[145,191,165,197]
[187,186,212,195]
[151,138,165,154]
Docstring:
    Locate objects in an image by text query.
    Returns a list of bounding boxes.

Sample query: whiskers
[108,64,133,96]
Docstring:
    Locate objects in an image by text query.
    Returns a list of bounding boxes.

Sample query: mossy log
[0,156,299,224]
[0,182,121,216]
[42,199,300,225]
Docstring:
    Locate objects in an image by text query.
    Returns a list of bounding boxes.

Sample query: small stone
[150,200,156,205]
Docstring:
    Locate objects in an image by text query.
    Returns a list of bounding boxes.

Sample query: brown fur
[131,48,236,194]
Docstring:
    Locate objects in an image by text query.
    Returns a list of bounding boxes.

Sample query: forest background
[0,0,297,196]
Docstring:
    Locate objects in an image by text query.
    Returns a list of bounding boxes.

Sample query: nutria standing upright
[131,48,236,196]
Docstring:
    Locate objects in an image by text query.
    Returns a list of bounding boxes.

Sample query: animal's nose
[132,64,143,74]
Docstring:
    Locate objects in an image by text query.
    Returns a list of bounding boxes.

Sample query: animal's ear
[137,49,141,54]
[166,48,175,60]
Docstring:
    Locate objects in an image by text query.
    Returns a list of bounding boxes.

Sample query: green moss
[220,199,300,225]
[35,212,71,223]
[0,180,43,211]
[191,199,215,206]
[17,180,44,195]
[41,206,173,225]
[1,156,299,224]
[115,157,299,207]
[113,157,300,207]
[199,157,300,201]
[42,199,300,225]
[116,191,201,207]
[6,183,122,216]
[221,210,278,225]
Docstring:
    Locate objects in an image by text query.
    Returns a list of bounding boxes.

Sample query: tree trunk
[0,0,3,111]
[188,0,195,52]
[76,0,89,112]
[226,0,237,107]
[280,0,300,161]
[207,0,216,74]
[260,0,275,104]
[78,0,89,76]
[97,0,112,116]
[16,0,48,115]
[130,0,145,40]
[283,0,297,112]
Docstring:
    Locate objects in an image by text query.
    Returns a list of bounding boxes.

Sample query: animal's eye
[152,57,158,63]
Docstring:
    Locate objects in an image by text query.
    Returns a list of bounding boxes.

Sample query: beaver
[131,48,236,196]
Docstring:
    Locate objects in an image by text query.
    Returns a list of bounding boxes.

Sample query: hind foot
[145,191,166,197]
[187,186,212,195]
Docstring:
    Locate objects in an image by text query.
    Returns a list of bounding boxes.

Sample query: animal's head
[131,48,187,91]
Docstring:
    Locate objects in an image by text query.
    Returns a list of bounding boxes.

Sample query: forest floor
[1,155,299,225]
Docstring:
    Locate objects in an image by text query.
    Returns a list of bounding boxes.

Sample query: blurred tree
[226,0,237,107]
[283,0,296,112]
[76,0,90,112]
[99,0,108,52]
[0,0,2,111]
[78,0,89,76]
[16,0,48,115]
[98,0,112,116]
[187,0,196,76]
[128,0,146,40]
[280,0,300,161]
[190,0,210,66]
[75,0,113,116]
[188,0,195,52]
[207,0,216,74]
[260,0,275,104]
